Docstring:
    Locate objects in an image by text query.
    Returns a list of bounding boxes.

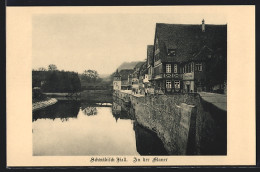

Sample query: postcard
[6,6,255,166]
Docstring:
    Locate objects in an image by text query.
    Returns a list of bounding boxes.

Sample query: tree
[82,70,99,83]
[40,71,81,93]
[48,64,58,71]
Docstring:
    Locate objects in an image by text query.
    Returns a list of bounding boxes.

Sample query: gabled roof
[134,61,146,70]
[139,62,148,76]
[132,62,146,78]
[119,69,134,80]
[140,68,148,76]
[155,23,227,63]
[114,69,121,77]
[147,45,154,65]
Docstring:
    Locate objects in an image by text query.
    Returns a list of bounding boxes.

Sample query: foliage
[79,70,113,90]
[48,64,58,71]
[82,70,99,83]
[32,70,81,93]
[32,88,47,103]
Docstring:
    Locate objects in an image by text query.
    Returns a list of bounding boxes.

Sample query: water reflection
[112,102,135,122]
[112,99,168,155]
[33,100,80,121]
[33,98,168,156]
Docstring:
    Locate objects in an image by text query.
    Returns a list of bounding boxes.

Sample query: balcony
[183,72,194,80]
[164,73,182,79]
[153,73,182,80]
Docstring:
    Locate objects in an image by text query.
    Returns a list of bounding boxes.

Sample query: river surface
[32,99,168,156]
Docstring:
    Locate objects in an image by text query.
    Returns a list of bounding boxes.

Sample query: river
[32,99,168,156]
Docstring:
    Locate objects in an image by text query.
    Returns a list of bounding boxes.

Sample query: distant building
[149,20,227,94]
[147,45,154,81]
[131,62,146,94]
[113,69,121,90]
[113,69,135,90]
[119,69,134,90]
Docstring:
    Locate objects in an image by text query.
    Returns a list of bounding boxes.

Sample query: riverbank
[33,98,58,111]
[43,92,80,97]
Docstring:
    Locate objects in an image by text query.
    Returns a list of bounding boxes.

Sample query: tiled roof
[155,23,227,63]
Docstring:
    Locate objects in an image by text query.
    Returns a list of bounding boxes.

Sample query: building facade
[149,20,227,94]
[113,69,121,90]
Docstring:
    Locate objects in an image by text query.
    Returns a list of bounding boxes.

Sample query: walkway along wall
[114,91,227,155]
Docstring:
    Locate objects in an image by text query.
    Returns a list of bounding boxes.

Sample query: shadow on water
[32,100,80,121]
[112,99,168,155]
[112,101,135,122]
[133,122,168,155]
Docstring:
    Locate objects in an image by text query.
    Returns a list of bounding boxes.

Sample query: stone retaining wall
[114,91,227,155]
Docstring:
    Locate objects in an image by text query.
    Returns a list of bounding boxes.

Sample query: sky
[32,12,227,75]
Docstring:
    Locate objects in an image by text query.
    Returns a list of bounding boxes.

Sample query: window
[196,63,203,71]
[166,64,171,73]
[174,81,180,89]
[174,64,178,73]
[166,80,172,88]
[168,49,176,56]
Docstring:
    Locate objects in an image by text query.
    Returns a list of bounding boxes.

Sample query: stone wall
[125,93,226,155]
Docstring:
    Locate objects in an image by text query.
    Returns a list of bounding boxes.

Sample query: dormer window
[196,63,203,71]
[168,49,176,56]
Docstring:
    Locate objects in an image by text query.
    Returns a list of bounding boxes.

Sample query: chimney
[202,19,205,32]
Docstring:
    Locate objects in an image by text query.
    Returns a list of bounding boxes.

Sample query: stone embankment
[32,98,58,111]
[113,90,227,155]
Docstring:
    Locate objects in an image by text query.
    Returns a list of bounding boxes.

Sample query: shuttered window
[174,81,180,89]
[166,64,171,73]
[174,64,178,73]
[166,80,172,88]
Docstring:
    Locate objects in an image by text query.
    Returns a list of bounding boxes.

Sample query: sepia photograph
[6,5,255,166]
[32,13,227,156]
